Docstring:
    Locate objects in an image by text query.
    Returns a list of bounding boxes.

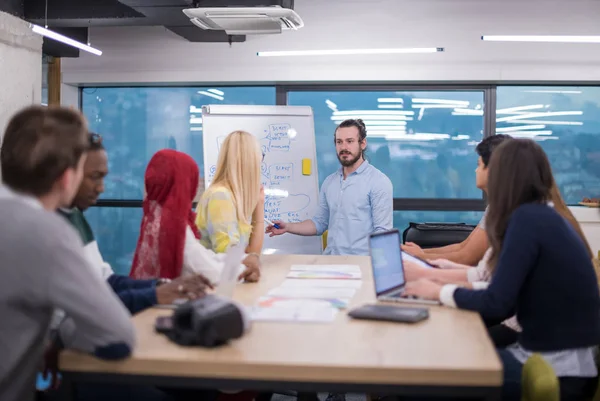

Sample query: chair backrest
[402,222,476,248]
[522,354,560,401]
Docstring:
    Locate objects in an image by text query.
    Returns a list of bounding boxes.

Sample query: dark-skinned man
[57,132,212,314]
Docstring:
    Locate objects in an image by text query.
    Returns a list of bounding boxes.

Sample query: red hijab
[130,149,201,279]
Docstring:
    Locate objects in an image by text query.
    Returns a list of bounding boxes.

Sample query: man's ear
[50,168,73,197]
[361,138,368,150]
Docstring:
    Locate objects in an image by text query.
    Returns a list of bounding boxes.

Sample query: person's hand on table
[240,253,261,282]
[401,242,426,259]
[403,260,432,281]
[156,274,213,304]
[404,278,443,301]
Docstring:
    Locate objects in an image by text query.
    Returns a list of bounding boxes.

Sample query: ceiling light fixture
[257,47,444,57]
[482,35,600,44]
[31,24,102,56]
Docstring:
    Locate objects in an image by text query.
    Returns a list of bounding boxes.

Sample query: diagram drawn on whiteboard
[208,123,310,224]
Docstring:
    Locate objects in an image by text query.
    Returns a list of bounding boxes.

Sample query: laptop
[369,229,440,305]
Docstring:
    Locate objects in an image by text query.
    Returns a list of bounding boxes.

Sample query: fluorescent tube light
[482,35,600,43]
[332,110,415,116]
[496,104,546,114]
[378,105,405,109]
[496,124,546,132]
[31,24,102,56]
[197,91,224,101]
[257,47,444,57]
[524,90,582,94]
[412,98,469,105]
[378,98,404,103]
[496,110,582,123]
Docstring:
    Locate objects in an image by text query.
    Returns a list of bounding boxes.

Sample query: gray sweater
[0,189,136,401]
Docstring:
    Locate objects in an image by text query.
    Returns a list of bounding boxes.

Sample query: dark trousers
[487,324,519,348]
[499,349,597,401]
[394,349,597,400]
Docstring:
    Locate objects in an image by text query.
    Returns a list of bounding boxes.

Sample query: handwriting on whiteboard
[209,123,310,224]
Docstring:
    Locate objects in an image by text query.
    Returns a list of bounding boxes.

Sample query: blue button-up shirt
[311,161,393,256]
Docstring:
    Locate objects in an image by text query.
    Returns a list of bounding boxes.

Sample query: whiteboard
[201,105,322,255]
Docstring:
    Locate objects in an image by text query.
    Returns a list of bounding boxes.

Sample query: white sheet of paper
[402,251,435,269]
[290,264,361,273]
[250,298,338,323]
[215,244,246,298]
[279,279,363,289]
[287,264,362,280]
[268,286,356,299]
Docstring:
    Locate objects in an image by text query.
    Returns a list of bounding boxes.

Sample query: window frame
[281,84,494,212]
[83,82,600,212]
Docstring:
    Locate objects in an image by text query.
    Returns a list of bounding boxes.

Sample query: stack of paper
[286,264,362,280]
[250,297,339,323]
[250,264,363,323]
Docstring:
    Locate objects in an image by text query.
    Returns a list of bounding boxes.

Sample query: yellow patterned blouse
[195,186,252,253]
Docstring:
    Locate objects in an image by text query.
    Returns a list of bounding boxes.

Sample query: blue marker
[264,218,281,229]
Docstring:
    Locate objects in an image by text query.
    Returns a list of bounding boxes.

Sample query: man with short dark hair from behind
[0,106,136,401]
[402,134,513,265]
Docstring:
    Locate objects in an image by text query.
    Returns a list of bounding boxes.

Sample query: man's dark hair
[1,105,89,196]
[475,134,513,167]
[334,118,368,159]
[89,132,105,151]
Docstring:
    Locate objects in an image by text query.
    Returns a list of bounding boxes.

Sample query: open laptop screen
[369,230,405,295]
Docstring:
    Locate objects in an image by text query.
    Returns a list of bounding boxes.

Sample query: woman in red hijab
[130,149,224,283]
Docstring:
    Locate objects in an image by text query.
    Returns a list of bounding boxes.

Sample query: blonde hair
[210,130,262,224]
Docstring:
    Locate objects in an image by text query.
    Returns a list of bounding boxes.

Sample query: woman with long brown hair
[405,139,600,401]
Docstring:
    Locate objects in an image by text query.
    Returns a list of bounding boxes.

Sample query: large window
[41,55,48,105]
[82,86,276,273]
[288,90,485,199]
[81,84,600,268]
[496,86,600,204]
[84,207,143,275]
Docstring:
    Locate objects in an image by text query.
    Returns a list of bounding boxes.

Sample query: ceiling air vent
[182,6,303,35]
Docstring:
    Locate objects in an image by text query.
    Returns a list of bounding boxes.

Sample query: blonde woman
[196,130,265,282]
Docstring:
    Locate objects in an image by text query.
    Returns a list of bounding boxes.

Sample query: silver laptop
[369,229,440,305]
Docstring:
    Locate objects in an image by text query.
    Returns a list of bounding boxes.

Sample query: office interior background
[26,0,600,274]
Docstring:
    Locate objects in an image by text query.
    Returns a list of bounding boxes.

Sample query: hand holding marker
[264,218,280,229]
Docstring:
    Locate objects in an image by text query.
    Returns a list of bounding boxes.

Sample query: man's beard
[337,151,361,167]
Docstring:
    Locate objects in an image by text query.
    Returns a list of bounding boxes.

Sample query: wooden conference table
[59,254,502,399]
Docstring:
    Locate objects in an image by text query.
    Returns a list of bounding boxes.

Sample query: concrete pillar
[0,11,43,136]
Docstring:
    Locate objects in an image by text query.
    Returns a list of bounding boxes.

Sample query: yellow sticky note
[302,158,311,175]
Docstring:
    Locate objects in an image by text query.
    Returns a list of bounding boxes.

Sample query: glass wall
[41,55,48,105]
[288,90,485,199]
[82,86,276,274]
[496,86,600,205]
[80,84,600,271]
[84,207,143,275]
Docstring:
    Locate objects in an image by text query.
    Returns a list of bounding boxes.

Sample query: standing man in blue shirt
[266,118,393,256]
